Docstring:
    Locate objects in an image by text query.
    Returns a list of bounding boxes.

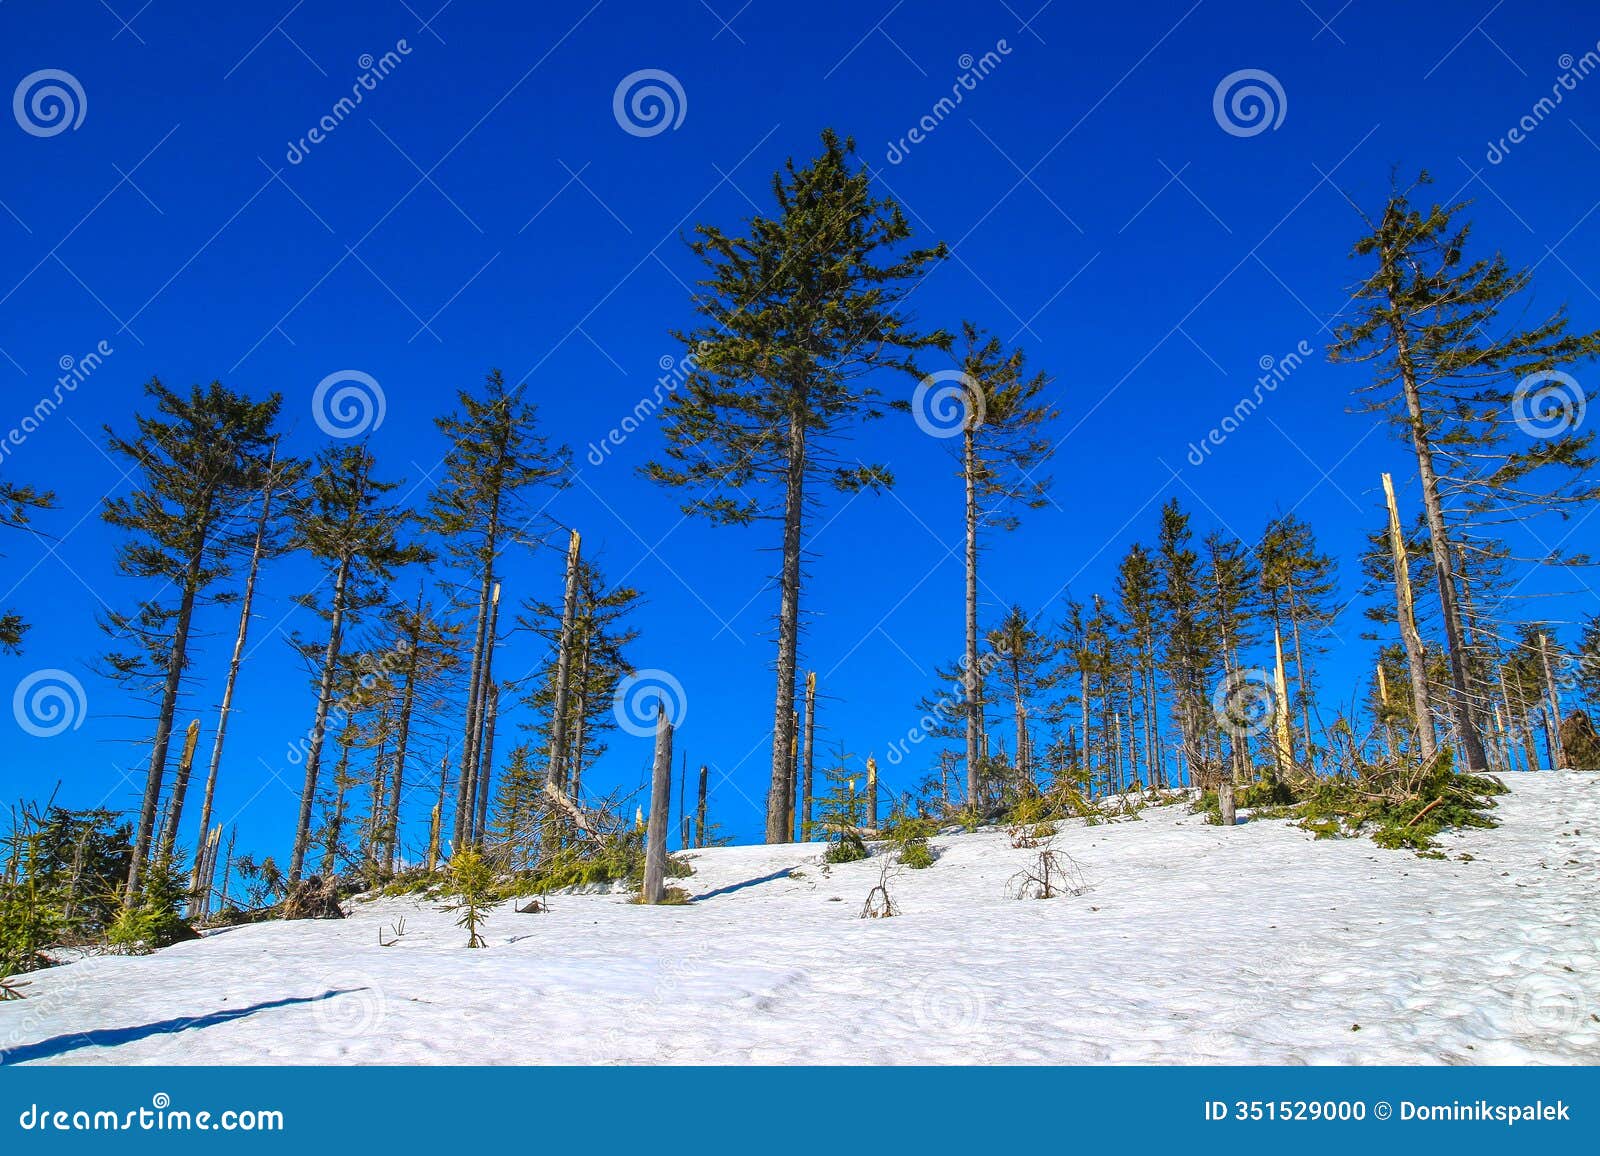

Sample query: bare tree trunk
[455,506,502,848]
[963,423,982,806]
[546,531,582,790]
[290,556,350,883]
[321,731,353,877]
[1381,473,1438,763]
[801,671,816,841]
[696,763,708,847]
[191,447,277,894]
[767,412,806,843]
[384,639,419,874]
[125,546,206,905]
[642,700,674,903]
[1540,633,1566,768]
[866,754,878,829]
[158,718,201,864]
[474,682,499,844]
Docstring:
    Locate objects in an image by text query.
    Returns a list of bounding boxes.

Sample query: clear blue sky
[2,0,1597,854]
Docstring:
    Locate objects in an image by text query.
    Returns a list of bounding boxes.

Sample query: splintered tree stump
[282,875,344,920]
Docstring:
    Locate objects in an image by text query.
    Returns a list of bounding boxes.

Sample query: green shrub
[823,832,869,863]
[897,836,936,869]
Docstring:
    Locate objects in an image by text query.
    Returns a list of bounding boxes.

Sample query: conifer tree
[288,444,423,882]
[643,129,945,843]
[1115,542,1164,788]
[489,743,542,871]
[429,370,569,848]
[1154,500,1217,781]
[1205,531,1262,778]
[1330,175,1600,771]
[0,481,54,653]
[932,323,1056,805]
[986,604,1056,796]
[1257,514,1336,764]
[101,379,280,903]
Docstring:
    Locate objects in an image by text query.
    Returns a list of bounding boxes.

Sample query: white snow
[3,772,1597,1065]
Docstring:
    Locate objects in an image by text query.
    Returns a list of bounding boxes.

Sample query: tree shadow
[694,868,793,901]
[0,989,359,1066]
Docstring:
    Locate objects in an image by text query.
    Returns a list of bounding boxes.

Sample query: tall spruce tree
[429,370,569,849]
[1329,175,1600,771]
[0,481,54,653]
[101,379,280,903]
[1257,513,1336,763]
[288,444,422,882]
[1154,500,1217,783]
[643,129,945,842]
[1115,542,1164,788]
[933,322,1056,806]
[986,604,1056,796]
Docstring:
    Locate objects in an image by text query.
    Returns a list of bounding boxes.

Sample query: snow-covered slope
[3,772,1596,1065]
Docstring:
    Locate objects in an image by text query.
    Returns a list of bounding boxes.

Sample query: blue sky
[2,0,1598,854]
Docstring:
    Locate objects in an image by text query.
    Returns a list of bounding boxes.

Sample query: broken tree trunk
[1382,472,1437,762]
[695,763,708,847]
[641,698,674,904]
[801,671,816,841]
[546,530,582,790]
[158,719,202,865]
[1540,633,1567,768]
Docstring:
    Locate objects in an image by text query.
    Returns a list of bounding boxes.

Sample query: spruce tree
[1256,514,1334,763]
[429,370,569,848]
[1115,542,1164,788]
[986,604,1056,797]
[1154,500,1217,782]
[1330,175,1600,771]
[928,322,1056,805]
[489,743,542,871]
[643,129,945,842]
[101,379,280,903]
[288,444,423,882]
[0,481,54,653]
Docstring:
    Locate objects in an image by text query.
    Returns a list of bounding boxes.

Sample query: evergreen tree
[1256,514,1333,761]
[933,322,1056,805]
[643,130,945,843]
[489,743,542,872]
[1115,542,1164,788]
[288,444,423,882]
[0,481,54,653]
[1330,175,1600,771]
[1154,500,1217,782]
[101,379,280,903]
[429,370,569,849]
[986,604,1056,797]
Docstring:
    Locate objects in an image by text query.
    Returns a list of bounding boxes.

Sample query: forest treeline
[3,131,1600,973]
